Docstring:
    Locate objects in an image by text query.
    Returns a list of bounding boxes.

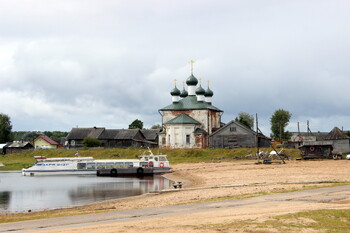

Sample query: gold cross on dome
[207,80,210,87]
[174,79,177,86]
[189,60,195,74]
[182,81,185,88]
[198,78,202,85]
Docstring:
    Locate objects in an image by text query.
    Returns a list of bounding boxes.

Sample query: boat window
[125,162,133,168]
[115,162,124,168]
[87,163,96,169]
[77,163,86,170]
[159,156,167,162]
[154,157,159,162]
[96,162,106,169]
[140,162,148,168]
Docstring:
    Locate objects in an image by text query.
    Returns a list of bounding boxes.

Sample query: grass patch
[197,209,350,232]
[0,147,302,170]
[263,209,350,232]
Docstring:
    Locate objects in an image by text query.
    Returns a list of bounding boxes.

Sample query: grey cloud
[1,0,350,133]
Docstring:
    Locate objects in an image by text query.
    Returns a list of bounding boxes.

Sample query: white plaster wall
[165,124,196,148]
[162,110,217,133]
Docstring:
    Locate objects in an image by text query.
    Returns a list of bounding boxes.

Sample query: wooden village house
[34,135,63,149]
[3,141,34,154]
[209,121,270,148]
[65,127,157,148]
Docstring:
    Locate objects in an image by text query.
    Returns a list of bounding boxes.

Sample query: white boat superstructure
[22,156,95,176]
[22,150,171,176]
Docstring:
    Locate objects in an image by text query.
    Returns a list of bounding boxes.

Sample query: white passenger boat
[22,150,171,176]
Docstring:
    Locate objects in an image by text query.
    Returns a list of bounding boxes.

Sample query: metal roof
[159,95,222,112]
[194,128,207,134]
[35,136,60,145]
[6,141,33,148]
[166,113,201,125]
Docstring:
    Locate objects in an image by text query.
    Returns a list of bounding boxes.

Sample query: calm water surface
[0,171,171,212]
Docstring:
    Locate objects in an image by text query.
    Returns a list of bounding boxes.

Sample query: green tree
[22,131,43,142]
[150,124,162,129]
[129,119,144,129]
[0,113,13,143]
[45,131,68,143]
[270,109,292,139]
[235,112,254,129]
[82,137,101,147]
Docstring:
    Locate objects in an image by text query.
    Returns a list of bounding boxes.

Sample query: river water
[0,171,171,213]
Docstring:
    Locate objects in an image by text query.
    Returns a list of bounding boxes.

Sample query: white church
[158,65,223,148]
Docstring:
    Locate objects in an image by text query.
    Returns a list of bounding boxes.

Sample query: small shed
[299,141,333,159]
[0,143,8,155]
[5,141,34,154]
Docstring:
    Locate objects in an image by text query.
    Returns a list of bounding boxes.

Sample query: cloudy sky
[1,0,350,135]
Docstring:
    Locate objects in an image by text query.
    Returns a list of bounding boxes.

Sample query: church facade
[158,72,223,148]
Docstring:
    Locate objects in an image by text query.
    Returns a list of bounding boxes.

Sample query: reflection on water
[0,171,170,212]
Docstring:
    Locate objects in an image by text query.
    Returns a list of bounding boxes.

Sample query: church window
[230,127,236,132]
[186,135,190,144]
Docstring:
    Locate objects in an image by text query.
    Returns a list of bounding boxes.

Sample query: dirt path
[1,160,350,232]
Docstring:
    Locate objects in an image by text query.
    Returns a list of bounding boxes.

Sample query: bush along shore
[0,147,302,170]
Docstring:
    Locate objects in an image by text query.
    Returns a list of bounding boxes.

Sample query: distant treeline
[11,131,68,144]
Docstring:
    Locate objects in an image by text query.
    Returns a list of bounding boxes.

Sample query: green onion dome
[186,74,198,86]
[170,86,181,96]
[204,87,214,97]
[195,85,206,95]
[180,88,188,98]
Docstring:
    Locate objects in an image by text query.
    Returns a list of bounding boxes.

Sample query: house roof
[66,127,105,140]
[194,128,207,134]
[209,120,268,138]
[6,141,33,148]
[141,129,161,141]
[166,113,201,125]
[114,129,141,140]
[99,129,142,140]
[324,127,350,140]
[291,131,329,140]
[159,95,222,112]
[35,135,60,145]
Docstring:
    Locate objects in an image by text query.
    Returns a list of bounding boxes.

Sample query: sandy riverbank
[76,159,350,212]
[7,159,350,232]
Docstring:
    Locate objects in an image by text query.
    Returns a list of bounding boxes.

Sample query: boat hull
[97,167,171,177]
[22,169,96,176]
